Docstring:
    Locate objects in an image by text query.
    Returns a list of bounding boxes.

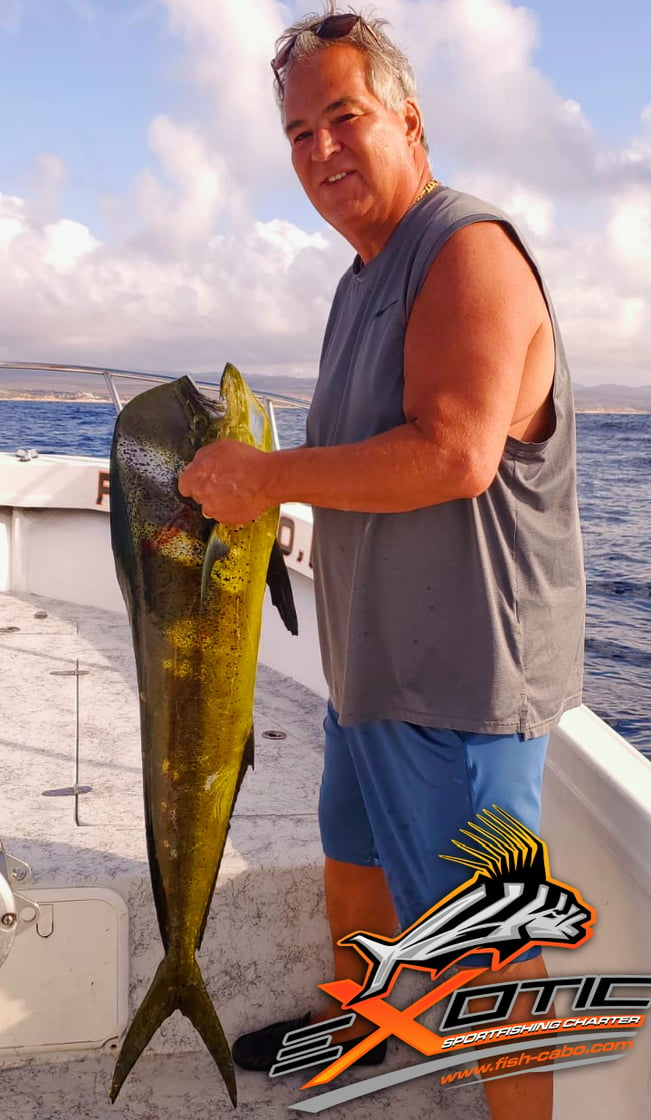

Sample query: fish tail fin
[180,958,236,1106]
[110,955,236,1107]
[110,954,176,1102]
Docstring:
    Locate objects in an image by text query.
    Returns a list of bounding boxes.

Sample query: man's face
[282,44,422,259]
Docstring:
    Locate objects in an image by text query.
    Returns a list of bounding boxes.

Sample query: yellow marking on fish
[162,655,196,679]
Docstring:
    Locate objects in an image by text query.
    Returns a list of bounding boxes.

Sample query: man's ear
[403,98,424,148]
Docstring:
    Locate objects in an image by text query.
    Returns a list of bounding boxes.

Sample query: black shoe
[232,1012,387,1073]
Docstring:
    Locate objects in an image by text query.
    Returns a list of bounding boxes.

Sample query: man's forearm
[174,412,499,524]
[178,419,497,525]
[267,422,486,513]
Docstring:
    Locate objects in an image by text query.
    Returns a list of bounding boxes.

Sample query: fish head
[110,369,280,618]
[181,379,225,453]
[110,377,225,592]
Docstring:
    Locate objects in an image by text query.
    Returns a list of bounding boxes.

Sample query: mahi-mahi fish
[108,365,298,1104]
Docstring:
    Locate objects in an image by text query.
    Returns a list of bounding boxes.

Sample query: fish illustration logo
[340,807,596,1005]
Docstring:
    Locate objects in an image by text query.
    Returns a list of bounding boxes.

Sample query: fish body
[109,365,297,1104]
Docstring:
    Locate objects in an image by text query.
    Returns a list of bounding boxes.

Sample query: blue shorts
[319,703,549,961]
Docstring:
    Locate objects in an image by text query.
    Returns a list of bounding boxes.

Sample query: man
[179,7,585,1118]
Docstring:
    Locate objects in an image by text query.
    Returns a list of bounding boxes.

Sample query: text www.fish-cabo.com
[441,1039,634,1084]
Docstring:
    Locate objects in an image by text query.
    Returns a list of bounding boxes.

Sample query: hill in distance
[572,383,651,412]
[0,367,316,403]
[1,367,650,412]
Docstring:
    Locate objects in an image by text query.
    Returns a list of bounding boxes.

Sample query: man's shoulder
[416,184,512,234]
[328,187,525,320]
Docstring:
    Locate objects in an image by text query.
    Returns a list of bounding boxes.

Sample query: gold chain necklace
[413,177,440,205]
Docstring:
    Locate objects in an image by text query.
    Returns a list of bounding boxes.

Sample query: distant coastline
[0,393,112,403]
[0,391,312,407]
[575,407,651,414]
[0,392,649,414]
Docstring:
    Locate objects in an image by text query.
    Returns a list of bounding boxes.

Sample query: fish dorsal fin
[266,539,299,635]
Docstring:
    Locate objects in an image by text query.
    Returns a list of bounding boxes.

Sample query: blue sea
[1,400,649,757]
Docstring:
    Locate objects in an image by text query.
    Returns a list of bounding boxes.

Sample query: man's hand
[178,439,275,524]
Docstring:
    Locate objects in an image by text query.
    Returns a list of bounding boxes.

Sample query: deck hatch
[0,886,128,1053]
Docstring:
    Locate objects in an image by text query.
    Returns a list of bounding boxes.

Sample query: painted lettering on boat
[96,470,110,506]
[278,514,313,570]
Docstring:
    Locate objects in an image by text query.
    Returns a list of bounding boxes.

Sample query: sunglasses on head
[271,13,380,78]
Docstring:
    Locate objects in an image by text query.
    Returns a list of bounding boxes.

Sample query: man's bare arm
[179,223,552,523]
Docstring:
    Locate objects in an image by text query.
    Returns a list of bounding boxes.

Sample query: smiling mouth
[323,171,353,185]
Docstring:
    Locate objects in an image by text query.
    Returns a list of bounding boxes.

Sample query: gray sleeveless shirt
[306,186,585,738]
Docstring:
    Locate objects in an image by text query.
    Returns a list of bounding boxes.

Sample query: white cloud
[0,0,650,384]
[133,116,234,255]
[255,219,328,271]
[0,189,347,374]
[0,194,24,249]
[619,105,651,170]
[608,187,651,268]
[159,0,294,196]
[398,0,598,192]
[41,218,99,272]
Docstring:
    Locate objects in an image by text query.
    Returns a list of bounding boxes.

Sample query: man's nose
[311,127,341,161]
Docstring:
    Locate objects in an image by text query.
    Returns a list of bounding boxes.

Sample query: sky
[0,0,650,385]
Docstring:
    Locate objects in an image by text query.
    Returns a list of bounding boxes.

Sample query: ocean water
[1,400,649,757]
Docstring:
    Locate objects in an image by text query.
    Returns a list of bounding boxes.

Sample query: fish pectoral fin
[200,527,229,603]
[266,538,299,635]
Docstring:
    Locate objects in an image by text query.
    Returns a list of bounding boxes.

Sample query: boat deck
[0,591,489,1119]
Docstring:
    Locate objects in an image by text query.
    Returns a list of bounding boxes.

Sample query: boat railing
[0,361,311,451]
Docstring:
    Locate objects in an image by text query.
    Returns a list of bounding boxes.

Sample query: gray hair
[272,3,428,150]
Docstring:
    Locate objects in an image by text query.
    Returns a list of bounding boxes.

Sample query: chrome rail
[0,360,311,450]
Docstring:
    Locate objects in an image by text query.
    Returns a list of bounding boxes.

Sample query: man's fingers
[177,441,267,525]
[178,461,211,498]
